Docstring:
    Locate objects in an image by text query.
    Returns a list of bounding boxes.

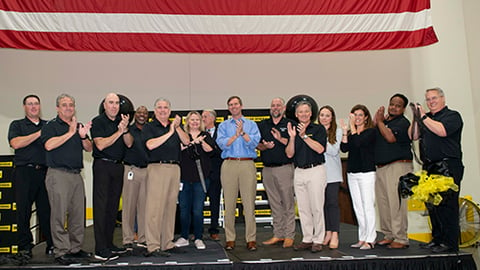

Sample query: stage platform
[0,222,477,270]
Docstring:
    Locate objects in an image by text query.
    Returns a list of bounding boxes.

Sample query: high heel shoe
[329,237,339,249]
[350,241,365,248]
[359,242,374,250]
[322,231,332,246]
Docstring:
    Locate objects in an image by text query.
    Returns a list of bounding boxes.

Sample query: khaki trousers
[122,165,147,245]
[221,159,257,242]
[145,163,180,252]
[294,164,327,244]
[375,162,412,244]
[262,164,295,239]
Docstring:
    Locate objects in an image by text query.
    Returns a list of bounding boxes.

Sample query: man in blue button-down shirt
[216,96,260,251]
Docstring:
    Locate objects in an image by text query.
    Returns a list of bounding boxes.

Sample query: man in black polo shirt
[90,93,133,260]
[410,87,464,253]
[8,94,53,259]
[257,97,295,248]
[121,106,149,250]
[374,93,412,249]
[142,98,189,257]
[286,101,327,253]
[41,93,93,265]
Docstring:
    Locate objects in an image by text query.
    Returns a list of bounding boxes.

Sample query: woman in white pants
[340,104,377,250]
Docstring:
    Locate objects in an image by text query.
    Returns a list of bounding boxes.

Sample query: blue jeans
[178,180,208,240]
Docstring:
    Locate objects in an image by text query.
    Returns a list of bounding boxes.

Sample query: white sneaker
[194,239,206,250]
[174,237,189,247]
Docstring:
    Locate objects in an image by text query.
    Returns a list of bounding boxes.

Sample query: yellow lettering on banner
[12,202,16,211]
[0,247,11,253]
[256,172,262,180]
[0,225,11,231]
[255,162,263,168]
[12,224,17,232]
[0,204,11,210]
[245,116,270,122]
[0,171,2,178]
[215,117,225,123]
[0,161,13,167]
[236,198,242,203]
[0,183,12,188]
[0,191,2,200]
[203,211,211,216]
[255,196,262,200]
[12,246,18,254]
[255,209,272,215]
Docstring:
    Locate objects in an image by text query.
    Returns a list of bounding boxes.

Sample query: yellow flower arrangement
[410,170,458,205]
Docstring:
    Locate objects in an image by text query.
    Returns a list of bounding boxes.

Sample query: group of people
[7,88,463,265]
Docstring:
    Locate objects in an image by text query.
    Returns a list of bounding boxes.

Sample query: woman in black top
[175,111,215,250]
[340,104,376,250]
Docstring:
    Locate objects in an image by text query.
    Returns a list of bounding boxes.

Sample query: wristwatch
[421,115,428,121]
[240,132,246,136]
[302,134,308,140]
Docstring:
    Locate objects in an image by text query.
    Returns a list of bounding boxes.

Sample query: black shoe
[432,244,456,253]
[70,250,92,258]
[164,246,187,254]
[419,241,438,249]
[136,242,147,248]
[55,254,78,265]
[94,249,119,261]
[110,245,127,254]
[144,249,171,257]
[124,243,134,251]
[45,246,54,256]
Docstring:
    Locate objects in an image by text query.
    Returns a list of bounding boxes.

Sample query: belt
[296,162,324,169]
[225,157,253,161]
[264,162,292,168]
[24,163,47,170]
[377,159,412,168]
[53,167,81,174]
[99,158,122,164]
[149,160,180,165]
[124,162,147,168]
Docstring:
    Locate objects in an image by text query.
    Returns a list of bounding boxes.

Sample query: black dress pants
[93,159,124,253]
[14,166,53,251]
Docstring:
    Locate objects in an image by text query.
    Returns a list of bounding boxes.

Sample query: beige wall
[0,1,478,215]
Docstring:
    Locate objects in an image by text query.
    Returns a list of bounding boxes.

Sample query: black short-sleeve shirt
[40,116,85,169]
[257,117,293,166]
[420,106,463,163]
[123,124,149,167]
[91,113,126,160]
[375,115,412,165]
[8,117,46,166]
[142,117,181,162]
[291,122,326,167]
[341,128,376,173]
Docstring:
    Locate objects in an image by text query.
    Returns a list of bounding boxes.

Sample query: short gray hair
[154,98,171,108]
[56,93,75,107]
[426,87,445,97]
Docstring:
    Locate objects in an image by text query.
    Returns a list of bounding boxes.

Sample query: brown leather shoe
[225,241,235,250]
[387,242,410,249]
[293,242,313,251]
[210,234,220,241]
[283,238,294,248]
[262,237,285,245]
[377,239,393,246]
[246,241,257,251]
[311,243,323,253]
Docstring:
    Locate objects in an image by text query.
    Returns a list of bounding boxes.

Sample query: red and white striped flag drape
[0,0,438,53]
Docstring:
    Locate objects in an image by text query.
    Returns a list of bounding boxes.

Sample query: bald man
[91,93,133,261]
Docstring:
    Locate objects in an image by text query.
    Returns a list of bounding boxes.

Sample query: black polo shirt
[257,117,293,166]
[41,116,84,170]
[91,113,126,161]
[341,128,376,173]
[8,117,46,166]
[142,117,181,162]
[420,106,463,163]
[375,115,412,165]
[123,124,149,167]
[292,122,326,167]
